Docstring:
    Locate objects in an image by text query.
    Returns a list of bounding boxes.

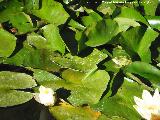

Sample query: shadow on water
[0,99,55,120]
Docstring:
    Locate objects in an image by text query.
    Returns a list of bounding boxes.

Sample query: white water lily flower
[34,86,55,106]
[133,89,160,120]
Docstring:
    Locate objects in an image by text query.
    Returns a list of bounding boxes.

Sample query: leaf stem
[125,72,153,91]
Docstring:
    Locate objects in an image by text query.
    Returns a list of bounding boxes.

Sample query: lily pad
[51,49,107,72]
[32,0,69,26]
[0,71,36,89]
[0,28,16,57]
[34,69,110,106]
[0,90,33,107]
[0,71,36,107]
[92,78,143,120]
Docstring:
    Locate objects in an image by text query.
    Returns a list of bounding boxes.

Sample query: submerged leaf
[49,101,101,120]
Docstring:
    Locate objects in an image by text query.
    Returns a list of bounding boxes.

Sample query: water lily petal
[133,105,151,120]
[34,86,55,106]
[39,86,54,94]
[34,93,41,103]
[134,89,160,120]
[153,89,160,104]
[153,89,159,98]
[39,92,55,106]
[39,86,46,92]
[134,96,143,107]
[142,90,153,104]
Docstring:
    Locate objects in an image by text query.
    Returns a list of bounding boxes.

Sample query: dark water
[0,99,55,120]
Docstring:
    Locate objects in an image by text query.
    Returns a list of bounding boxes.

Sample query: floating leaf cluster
[0,0,160,120]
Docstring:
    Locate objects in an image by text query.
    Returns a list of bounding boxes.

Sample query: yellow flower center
[43,90,49,94]
[151,114,160,120]
[147,106,158,110]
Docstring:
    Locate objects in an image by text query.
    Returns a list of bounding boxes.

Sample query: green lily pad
[0,0,23,23]
[121,27,159,63]
[3,42,60,72]
[0,71,36,107]
[82,11,102,27]
[0,28,16,57]
[32,0,69,26]
[137,27,159,63]
[125,61,160,84]
[114,17,140,32]
[41,24,66,54]
[9,12,33,34]
[0,89,33,107]
[86,19,119,47]
[34,69,110,106]
[51,49,107,72]
[140,0,159,16]
[92,78,143,120]
[118,7,149,25]
[0,71,37,89]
